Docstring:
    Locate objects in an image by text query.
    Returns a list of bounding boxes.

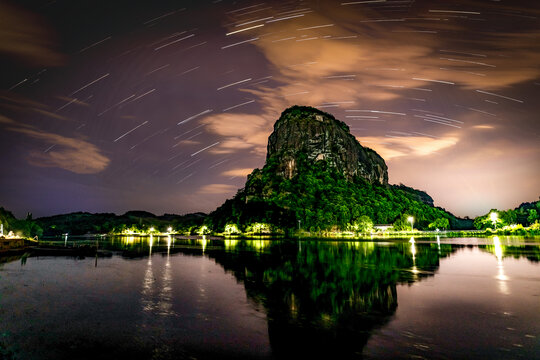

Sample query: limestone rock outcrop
[266,106,388,184]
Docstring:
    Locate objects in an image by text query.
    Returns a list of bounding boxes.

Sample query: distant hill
[35,211,206,236]
[209,106,464,232]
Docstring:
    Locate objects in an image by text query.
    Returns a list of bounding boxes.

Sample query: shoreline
[39,229,540,242]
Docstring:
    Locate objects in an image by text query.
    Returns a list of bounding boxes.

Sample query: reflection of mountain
[205,240,455,358]
[51,236,458,357]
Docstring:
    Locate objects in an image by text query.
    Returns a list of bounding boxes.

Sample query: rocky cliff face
[266,106,388,184]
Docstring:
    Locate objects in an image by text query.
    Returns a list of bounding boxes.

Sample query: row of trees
[0,208,43,238]
[473,200,540,230]
[35,211,206,236]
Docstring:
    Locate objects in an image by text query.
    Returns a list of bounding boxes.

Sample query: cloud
[0,94,109,174]
[7,127,110,174]
[254,11,540,93]
[1,93,72,124]
[209,138,255,154]
[0,93,49,112]
[202,6,539,157]
[55,96,91,107]
[0,2,65,66]
[357,135,458,161]
[32,108,69,121]
[197,183,238,194]
[174,139,201,146]
[221,168,254,177]
[0,115,15,124]
[202,113,272,155]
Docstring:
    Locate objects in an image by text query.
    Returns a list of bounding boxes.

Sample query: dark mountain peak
[267,105,388,184]
[275,105,350,132]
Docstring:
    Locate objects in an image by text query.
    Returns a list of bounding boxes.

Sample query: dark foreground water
[0,236,539,359]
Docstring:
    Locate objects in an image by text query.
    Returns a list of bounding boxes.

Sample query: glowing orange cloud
[197,184,238,194]
[221,168,254,177]
[0,2,64,66]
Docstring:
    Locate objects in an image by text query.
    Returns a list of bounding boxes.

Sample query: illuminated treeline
[209,154,458,233]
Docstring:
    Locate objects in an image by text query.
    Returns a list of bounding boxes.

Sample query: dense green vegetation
[208,153,460,233]
[35,211,206,236]
[0,207,42,238]
[473,200,540,233]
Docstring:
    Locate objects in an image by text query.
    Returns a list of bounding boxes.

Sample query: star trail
[0,0,539,218]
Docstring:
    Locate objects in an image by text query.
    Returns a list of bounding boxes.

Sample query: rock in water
[266,106,388,184]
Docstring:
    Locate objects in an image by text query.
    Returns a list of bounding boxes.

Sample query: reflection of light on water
[149,234,153,256]
[224,239,238,249]
[347,241,375,254]
[141,246,176,317]
[493,236,510,295]
[201,235,207,253]
[245,239,269,252]
[437,235,441,253]
[141,254,155,312]
[158,251,174,316]
[410,237,416,261]
[194,254,210,319]
[493,236,503,262]
[289,293,297,318]
[64,233,68,247]
[167,235,172,255]
[409,237,419,277]
[254,240,264,251]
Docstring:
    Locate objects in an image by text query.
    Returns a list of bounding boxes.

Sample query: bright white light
[493,236,503,262]
[407,216,414,231]
[167,227,173,233]
[201,236,207,252]
[410,237,416,262]
[490,212,498,223]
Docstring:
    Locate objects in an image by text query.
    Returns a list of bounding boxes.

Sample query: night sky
[1,0,539,218]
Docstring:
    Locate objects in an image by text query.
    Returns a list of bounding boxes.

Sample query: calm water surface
[0,236,539,359]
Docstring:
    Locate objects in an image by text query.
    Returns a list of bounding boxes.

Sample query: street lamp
[167,226,173,233]
[490,212,498,230]
[407,216,414,232]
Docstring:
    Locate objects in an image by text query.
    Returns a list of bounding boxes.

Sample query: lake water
[0,236,539,359]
